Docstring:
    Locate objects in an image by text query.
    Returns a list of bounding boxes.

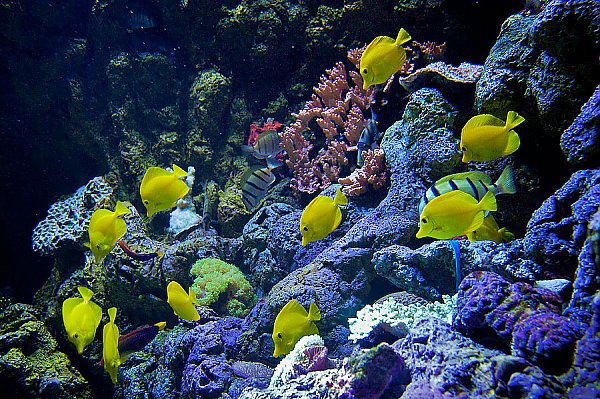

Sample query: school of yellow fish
[64,26,525,385]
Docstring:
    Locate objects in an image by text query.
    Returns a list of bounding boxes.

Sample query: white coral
[269,335,324,389]
[348,294,457,341]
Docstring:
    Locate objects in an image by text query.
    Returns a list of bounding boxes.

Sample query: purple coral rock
[512,312,582,374]
[454,271,563,348]
[181,357,231,398]
[342,343,406,399]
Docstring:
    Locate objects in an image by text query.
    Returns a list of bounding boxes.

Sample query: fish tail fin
[334,188,348,206]
[241,145,253,153]
[154,321,167,330]
[78,286,94,302]
[172,164,188,177]
[83,242,91,249]
[395,28,412,46]
[188,288,199,305]
[499,227,515,242]
[495,165,516,194]
[479,190,497,212]
[505,111,525,130]
[308,302,321,322]
[108,307,117,323]
[114,201,130,216]
[266,156,283,169]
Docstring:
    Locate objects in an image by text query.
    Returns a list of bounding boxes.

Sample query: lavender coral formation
[279,49,376,194]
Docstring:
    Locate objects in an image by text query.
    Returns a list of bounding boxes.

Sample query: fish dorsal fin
[78,286,94,302]
[465,211,486,235]
[463,114,505,130]
[303,195,323,215]
[172,164,188,178]
[108,307,117,323]
[167,281,185,300]
[62,297,83,324]
[281,299,308,317]
[308,302,321,322]
[188,287,199,305]
[503,131,521,156]
[142,167,173,188]
[435,171,492,185]
[364,36,393,58]
[333,188,348,206]
[114,201,130,216]
[89,209,115,226]
[434,189,477,205]
[395,28,412,46]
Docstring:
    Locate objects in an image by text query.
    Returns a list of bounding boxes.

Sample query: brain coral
[190,258,255,318]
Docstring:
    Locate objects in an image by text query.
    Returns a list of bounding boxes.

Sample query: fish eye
[362,68,368,74]
[143,200,149,205]
[421,218,428,224]
[96,244,101,249]
[461,147,466,152]
[277,333,282,339]
[303,226,308,231]
[73,333,79,338]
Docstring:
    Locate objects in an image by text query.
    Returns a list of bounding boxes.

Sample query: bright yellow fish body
[360,28,412,90]
[272,299,321,357]
[416,190,497,240]
[300,188,348,246]
[87,201,130,264]
[467,214,515,243]
[166,281,200,321]
[62,286,103,354]
[103,307,121,384]
[460,111,524,162]
[140,164,189,217]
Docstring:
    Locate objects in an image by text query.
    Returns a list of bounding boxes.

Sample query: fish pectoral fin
[503,131,521,156]
[463,114,505,130]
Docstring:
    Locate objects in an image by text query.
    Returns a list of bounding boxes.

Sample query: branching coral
[190,258,255,318]
[279,48,376,195]
[339,149,388,196]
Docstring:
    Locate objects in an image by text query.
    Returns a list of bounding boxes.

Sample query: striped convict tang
[418,164,516,215]
[241,166,276,211]
[241,130,282,169]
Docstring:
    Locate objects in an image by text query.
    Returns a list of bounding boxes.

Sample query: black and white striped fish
[241,166,276,211]
[242,130,282,169]
[418,165,516,215]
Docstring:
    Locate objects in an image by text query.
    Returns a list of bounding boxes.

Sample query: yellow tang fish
[140,164,189,217]
[62,286,103,354]
[86,201,130,264]
[272,299,321,357]
[360,28,412,90]
[416,190,497,240]
[467,214,515,243]
[103,307,121,384]
[300,188,348,246]
[166,281,200,321]
[460,111,525,162]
